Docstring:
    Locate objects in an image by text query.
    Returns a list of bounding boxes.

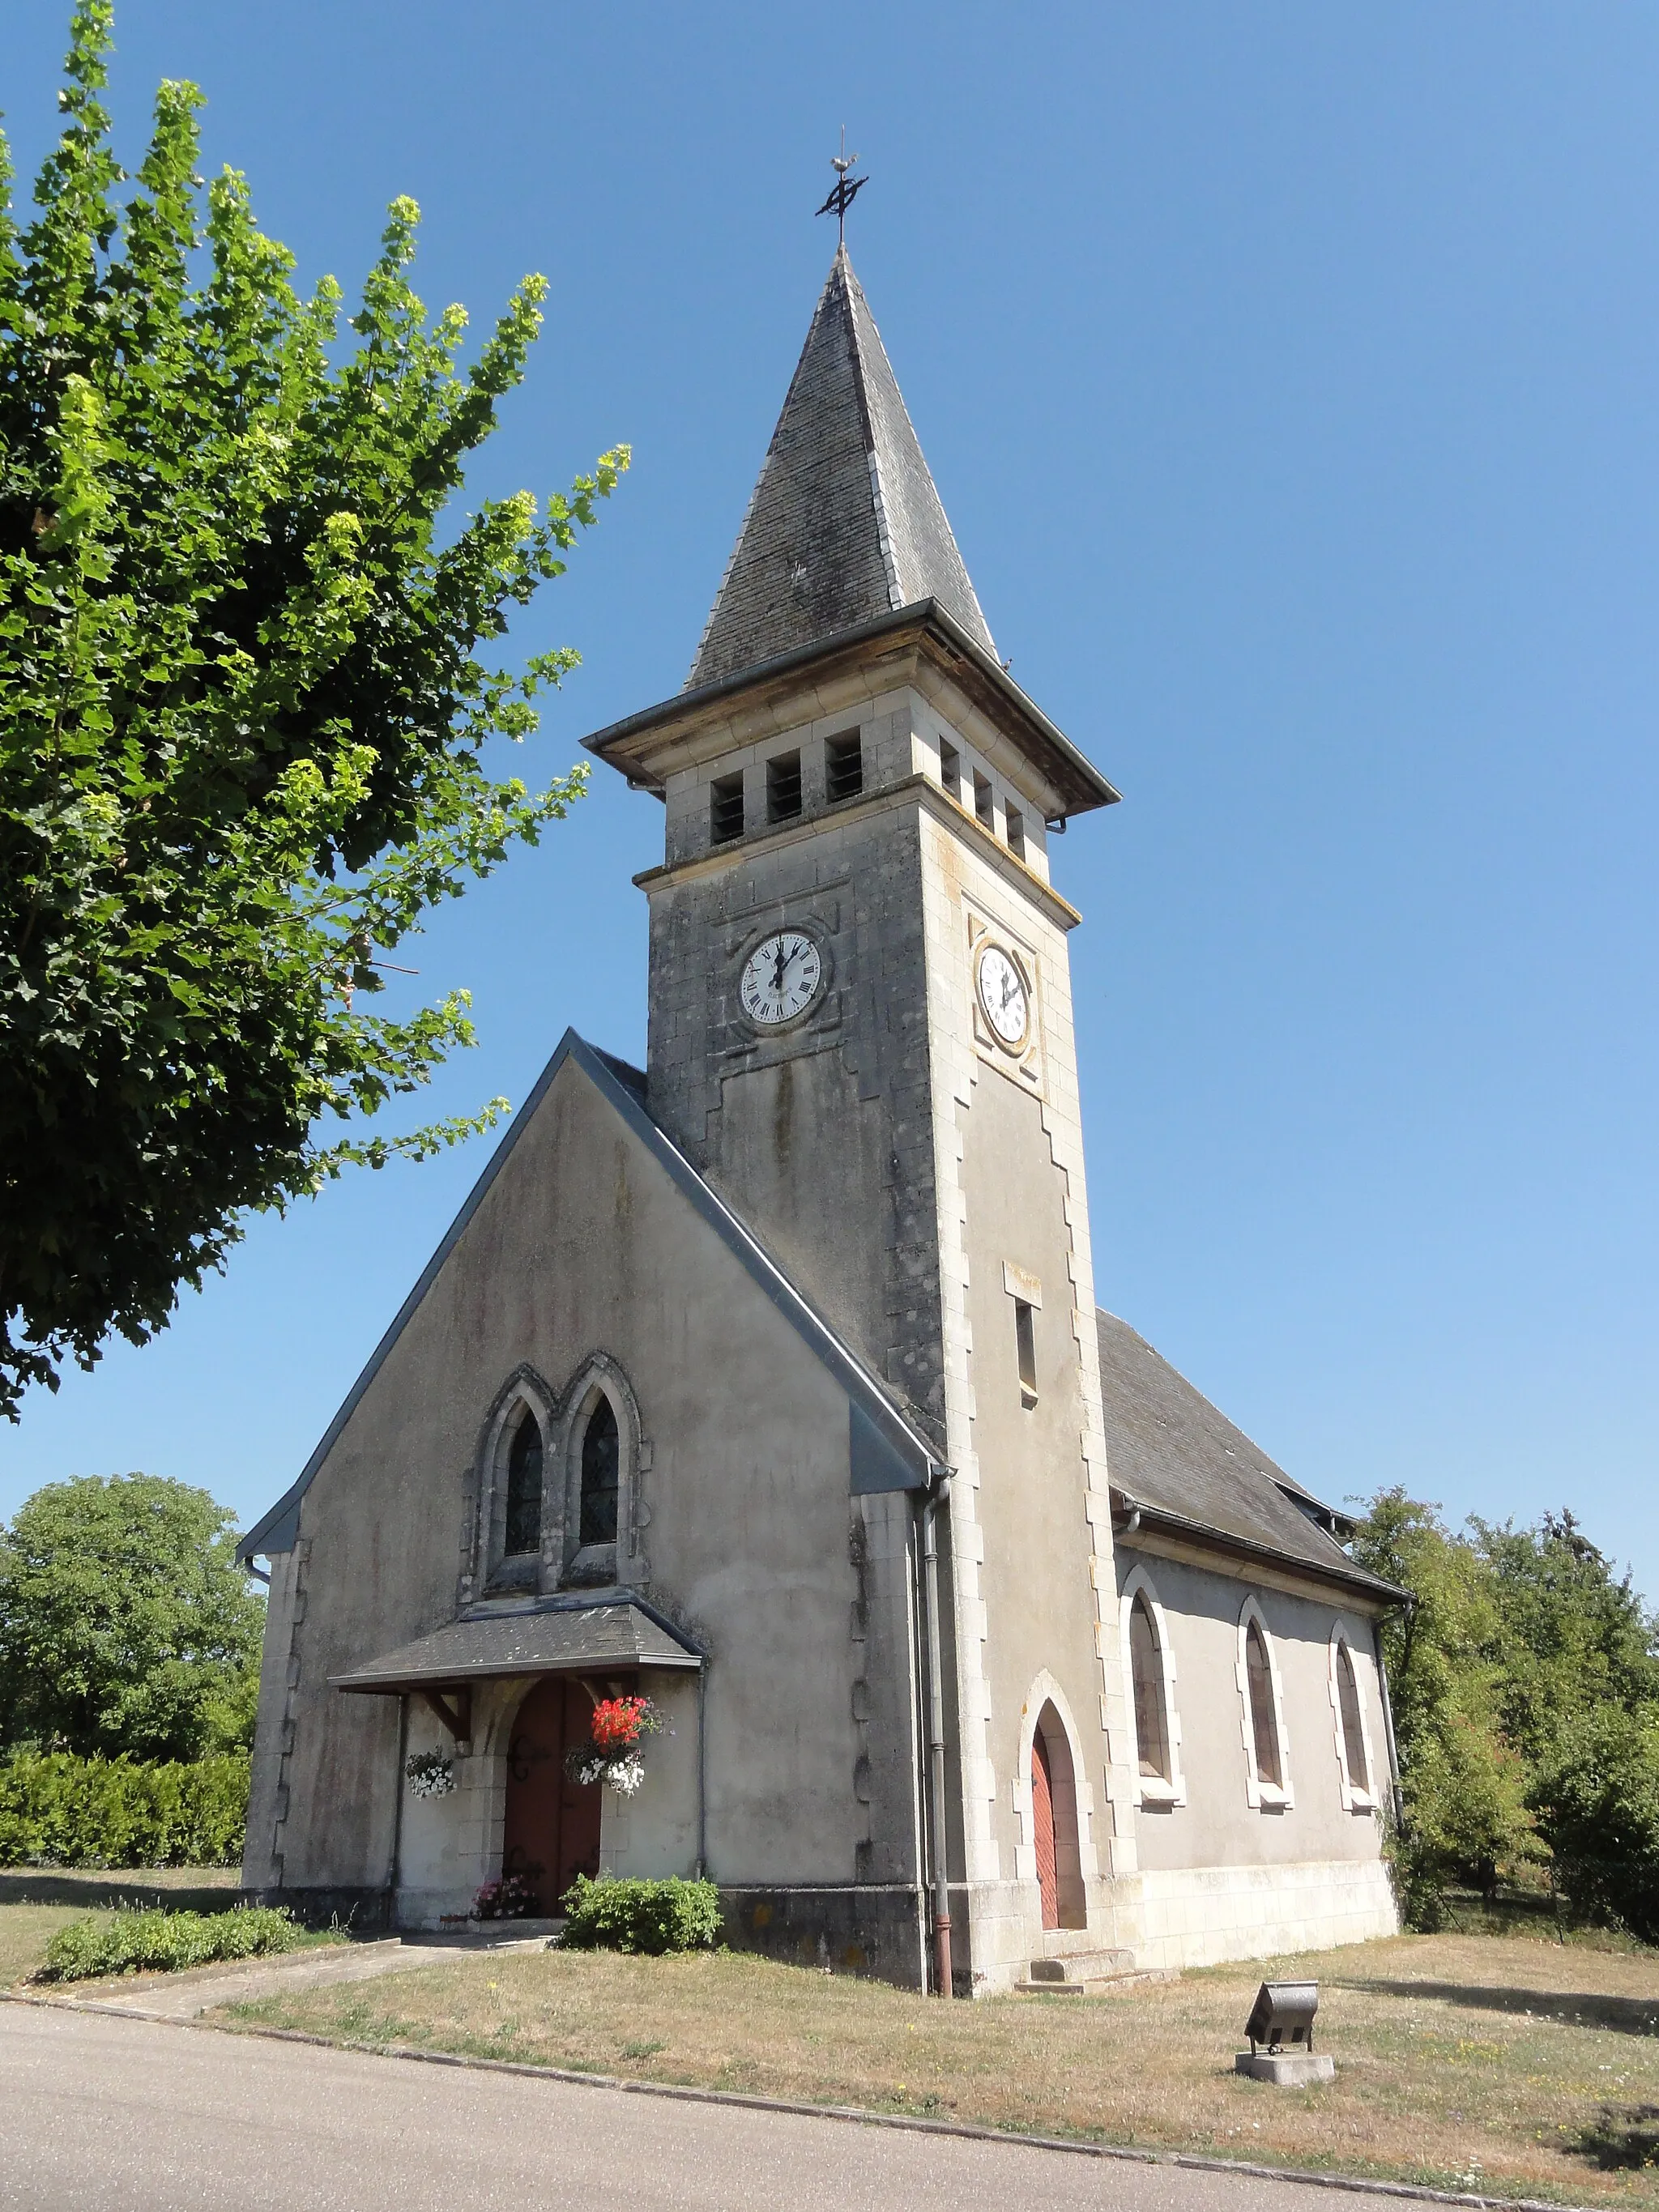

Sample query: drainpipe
[696,1664,708,1880]
[919,1468,953,1999]
[389,1692,410,1930]
[1373,1616,1406,1827]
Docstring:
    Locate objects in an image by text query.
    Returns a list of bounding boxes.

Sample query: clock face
[740,931,823,1026]
[976,944,1030,1048]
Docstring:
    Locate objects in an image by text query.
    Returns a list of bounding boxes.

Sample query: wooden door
[1031,1727,1060,1931]
[502,1677,603,1915]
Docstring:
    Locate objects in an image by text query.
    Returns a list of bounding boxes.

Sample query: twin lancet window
[497,1391,620,1568]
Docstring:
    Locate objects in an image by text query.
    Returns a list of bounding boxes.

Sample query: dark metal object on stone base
[1244,1979,1319,2055]
[1238,1980,1333,2085]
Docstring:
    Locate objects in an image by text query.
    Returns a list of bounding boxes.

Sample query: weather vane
[815,126,868,245]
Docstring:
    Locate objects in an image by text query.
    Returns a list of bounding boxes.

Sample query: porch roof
[330,1593,703,1696]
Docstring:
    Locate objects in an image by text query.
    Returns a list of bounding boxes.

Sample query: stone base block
[719,1884,930,1991]
[1235,2051,1336,2086]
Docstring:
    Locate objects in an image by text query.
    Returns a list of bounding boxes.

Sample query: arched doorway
[1030,1701,1087,1931]
[1031,1726,1060,1929]
[501,1677,603,1915]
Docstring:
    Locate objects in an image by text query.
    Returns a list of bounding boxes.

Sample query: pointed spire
[687,249,996,692]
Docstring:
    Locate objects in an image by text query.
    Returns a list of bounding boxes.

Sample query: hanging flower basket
[564,1694,663,1796]
[404,1750,455,1799]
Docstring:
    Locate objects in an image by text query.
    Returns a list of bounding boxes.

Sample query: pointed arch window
[502,1407,544,1558]
[1335,1642,1368,1794]
[578,1394,620,1547]
[1328,1626,1378,1809]
[1129,1596,1171,1783]
[1245,1622,1282,1789]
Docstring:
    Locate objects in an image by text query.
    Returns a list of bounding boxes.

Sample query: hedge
[39,1903,300,1983]
[0,1751,249,1869]
[557,1874,722,1954]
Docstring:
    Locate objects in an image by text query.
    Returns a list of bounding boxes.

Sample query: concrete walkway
[43,1929,547,2022]
[0,2001,1403,2212]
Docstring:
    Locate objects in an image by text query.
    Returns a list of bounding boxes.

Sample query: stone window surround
[1235,1593,1295,1812]
[1118,1562,1187,1809]
[471,1354,648,1598]
[1327,1618,1380,1814]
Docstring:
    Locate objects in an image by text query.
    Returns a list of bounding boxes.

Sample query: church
[239,237,1404,1994]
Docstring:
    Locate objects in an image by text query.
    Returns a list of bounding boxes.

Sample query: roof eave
[1112,1490,1410,1609]
[585,599,1120,820]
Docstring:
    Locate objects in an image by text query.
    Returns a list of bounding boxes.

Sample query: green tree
[1474,1511,1659,1771]
[0,1473,264,1760]
[1350,1488,1540,1917]
[1353,1489,1659,1936]
[0,3,627,1417]
[1531,1704,1659,1942]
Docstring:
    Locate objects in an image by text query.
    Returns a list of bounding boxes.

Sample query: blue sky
[6,4,1657,1603]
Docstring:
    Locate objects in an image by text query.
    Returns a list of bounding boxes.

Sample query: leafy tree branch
[0,3,629,1415]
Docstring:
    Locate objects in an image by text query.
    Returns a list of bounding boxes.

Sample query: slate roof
[1095,1311,1402,1604]
[331,1592,702,1694]
[688,247,996,690]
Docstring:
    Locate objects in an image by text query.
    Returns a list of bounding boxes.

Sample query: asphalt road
[2,2001,1373,2212]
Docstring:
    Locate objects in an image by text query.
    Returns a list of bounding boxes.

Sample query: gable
[238,1030,936,1560]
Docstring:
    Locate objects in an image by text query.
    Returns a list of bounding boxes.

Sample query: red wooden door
[1031,1727,1060,1930]
[502,1677,603,1915]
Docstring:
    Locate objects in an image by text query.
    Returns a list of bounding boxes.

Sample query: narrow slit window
[937,739,961,799]
[1005,804,1026,859]
[1130,1596,1171,1781]
[1336,1642,1370,1794]
[974,771,996,830]
[1245,1620,1283,1792]
[825,731,864,803]
[503,1409,544,1557]
[578,1394,620,1547]
[710,772,744,844]
[1014,1298,1038,1405]
[766,751,802,823]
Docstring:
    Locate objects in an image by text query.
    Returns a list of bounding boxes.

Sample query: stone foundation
[1129,1857,1398,1972]
[719,1883,929,1990]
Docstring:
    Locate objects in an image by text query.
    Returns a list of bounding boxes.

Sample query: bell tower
[587,245,1146,1980]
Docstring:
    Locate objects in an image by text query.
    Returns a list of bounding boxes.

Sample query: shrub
[38,1903,301,1983]
[0,1751,248,1868]
[558,1875,721,1955]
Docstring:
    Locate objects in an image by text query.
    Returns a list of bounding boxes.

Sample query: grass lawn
[0,1868,241,1988]
[219,1931,1659,2206]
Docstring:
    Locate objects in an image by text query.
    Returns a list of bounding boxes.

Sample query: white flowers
[566,1749,645,1796]
[405,1750,455,1799]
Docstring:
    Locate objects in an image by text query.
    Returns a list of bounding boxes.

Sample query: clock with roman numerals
[740,931,823,1025]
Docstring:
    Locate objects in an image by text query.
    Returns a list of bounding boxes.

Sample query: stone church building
[240,246,1404,1993]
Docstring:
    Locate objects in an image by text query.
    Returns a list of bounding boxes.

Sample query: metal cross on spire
[814,126,868,245]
